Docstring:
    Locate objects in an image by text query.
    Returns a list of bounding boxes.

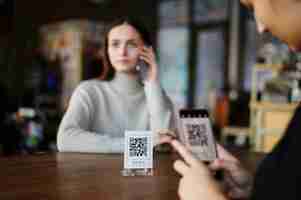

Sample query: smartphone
[179,109,218,162]
[136,58,149,82]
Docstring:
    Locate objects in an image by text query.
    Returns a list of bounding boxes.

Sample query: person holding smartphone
[57,17,175,153]
[162,0,301,200]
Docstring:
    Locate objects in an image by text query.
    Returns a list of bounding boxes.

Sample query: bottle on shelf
[290,80,301,102]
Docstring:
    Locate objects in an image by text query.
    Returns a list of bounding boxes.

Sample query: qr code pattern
[129,137,148,157]
[186,123,208,146]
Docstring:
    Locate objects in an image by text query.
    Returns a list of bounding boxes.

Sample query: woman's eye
[127,43,137,48]
[111,42,119,48]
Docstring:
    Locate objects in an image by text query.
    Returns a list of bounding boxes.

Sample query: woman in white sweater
[57,17,175,153]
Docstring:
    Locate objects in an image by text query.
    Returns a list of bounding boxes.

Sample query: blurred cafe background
[1,0,301,156]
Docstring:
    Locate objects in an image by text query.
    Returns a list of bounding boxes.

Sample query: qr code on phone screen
[186,123,208,146]
[129,137,148,157]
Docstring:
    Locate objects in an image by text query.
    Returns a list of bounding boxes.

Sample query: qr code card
[124,131,153,169]
[179,109,217,161]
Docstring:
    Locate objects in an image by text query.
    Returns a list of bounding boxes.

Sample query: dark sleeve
[250,104,301,200]
[0,84,8,123]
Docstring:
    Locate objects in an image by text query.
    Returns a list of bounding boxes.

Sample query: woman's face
[241,0,301,51]
[107,24,144,73]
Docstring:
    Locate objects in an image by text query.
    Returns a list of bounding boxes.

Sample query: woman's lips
[118,59,130,63]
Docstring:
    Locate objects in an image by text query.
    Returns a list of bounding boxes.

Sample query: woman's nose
[120,45,128,56]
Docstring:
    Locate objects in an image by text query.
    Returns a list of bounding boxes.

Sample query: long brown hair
[99,17,153,81]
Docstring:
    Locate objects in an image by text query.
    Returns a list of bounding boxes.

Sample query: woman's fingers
[138,46,158,82]
[140,46,155,61]
[154,129,176,146]
[142,46,153,54]
[139,54,152,65]
[156,134,174,145]
[174,159,190,176]
[157,129,177,138]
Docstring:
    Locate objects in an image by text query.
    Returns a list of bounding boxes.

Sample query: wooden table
[0,152,265,200]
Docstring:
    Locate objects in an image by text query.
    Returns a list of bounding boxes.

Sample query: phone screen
[179,109,218,161]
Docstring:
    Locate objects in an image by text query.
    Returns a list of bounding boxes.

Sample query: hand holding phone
[136,58,149,82]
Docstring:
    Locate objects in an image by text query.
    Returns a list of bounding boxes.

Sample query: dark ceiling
[1,0,158,35]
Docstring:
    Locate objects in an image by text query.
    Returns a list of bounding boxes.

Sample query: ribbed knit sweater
[57,72,174,153]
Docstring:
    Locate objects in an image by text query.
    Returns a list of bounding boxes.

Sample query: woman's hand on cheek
[139,46,159,82]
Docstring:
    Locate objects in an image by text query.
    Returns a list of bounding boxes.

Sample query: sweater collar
[110,72,143,95]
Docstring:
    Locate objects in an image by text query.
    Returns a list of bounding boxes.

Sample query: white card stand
[121,131,153,176]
